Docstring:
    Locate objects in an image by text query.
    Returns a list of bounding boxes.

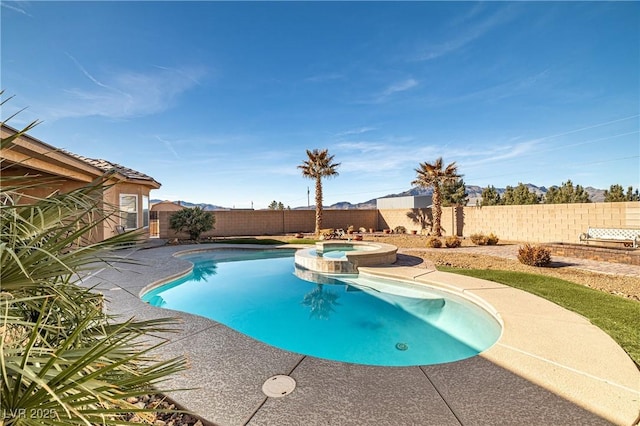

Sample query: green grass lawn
[438,266,640,366]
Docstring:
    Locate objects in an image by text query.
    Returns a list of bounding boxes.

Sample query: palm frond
[1,295,187,425]
[1,103,189,424]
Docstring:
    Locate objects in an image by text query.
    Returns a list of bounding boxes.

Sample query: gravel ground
[122,395,205,426]
[365,234,640,301]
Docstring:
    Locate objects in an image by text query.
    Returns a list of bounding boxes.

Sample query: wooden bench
[579,227,640,248]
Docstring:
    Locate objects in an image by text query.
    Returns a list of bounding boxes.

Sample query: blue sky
[2,1,638,208]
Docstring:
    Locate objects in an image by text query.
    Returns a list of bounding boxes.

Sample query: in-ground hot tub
[294,241,397,274]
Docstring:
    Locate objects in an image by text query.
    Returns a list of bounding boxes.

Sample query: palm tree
[298,149,340,235]
[302,284,341,320]
[412,157,460,237]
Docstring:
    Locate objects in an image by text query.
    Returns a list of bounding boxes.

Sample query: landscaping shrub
[426,236,442,248]
[470,232,499,245]
[444,235,462,248]
[487,233,500,245]
[518,244,552,267]
[394,225,407,234]
[470,233,488,245]
[170,206,215,240]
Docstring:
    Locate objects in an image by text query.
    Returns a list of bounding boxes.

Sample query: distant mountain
[325,183,606,209]
[585,187,606,202]
[151,199,227,210]
[154,184,608,211]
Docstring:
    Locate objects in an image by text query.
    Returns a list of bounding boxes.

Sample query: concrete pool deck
[81,244,640,426]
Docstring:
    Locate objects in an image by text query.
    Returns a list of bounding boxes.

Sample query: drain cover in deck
[262,375,296,397]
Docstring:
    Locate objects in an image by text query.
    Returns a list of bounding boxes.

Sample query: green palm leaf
[1,98,189,425]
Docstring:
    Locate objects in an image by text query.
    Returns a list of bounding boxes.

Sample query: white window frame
[119,194,138,230]
[142,195,150,228]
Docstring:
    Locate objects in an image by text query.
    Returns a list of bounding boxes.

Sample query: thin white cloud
[363,78,418,104]
[415,5,518,61]
[153,64,204,86]
[66,53,119,92]
[424,69,552,107]
[1,1,31,16]
[334,141,387,153]
[462,140,540,168]
[48,57,207,120]
[155,136,181,160]
[381,78,418,97]
[332,137,447,174]
[334,127,377,137]
[304,72,344,83]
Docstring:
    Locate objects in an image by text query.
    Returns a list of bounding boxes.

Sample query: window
[142,195,149,228]
[120,194,138,229]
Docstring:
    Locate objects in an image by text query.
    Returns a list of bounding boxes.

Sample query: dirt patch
[362,234,640,301]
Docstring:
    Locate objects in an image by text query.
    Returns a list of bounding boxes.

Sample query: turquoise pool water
[142,249,501,366]
[309,244,375,259]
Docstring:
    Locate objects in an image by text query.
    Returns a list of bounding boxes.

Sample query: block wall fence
[157,201,640,244]
[157,209,379,239]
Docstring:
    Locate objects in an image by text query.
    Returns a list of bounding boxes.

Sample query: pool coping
[359,265,640,424]
[85,244,640,426]
[294,240,398,274]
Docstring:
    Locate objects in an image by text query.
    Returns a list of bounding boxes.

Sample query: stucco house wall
[1,124,161,241]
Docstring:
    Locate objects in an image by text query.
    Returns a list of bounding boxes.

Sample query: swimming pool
[141,249,502,366]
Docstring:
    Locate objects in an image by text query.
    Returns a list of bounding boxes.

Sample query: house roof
[63,151,158,183]
[1,124,161,188]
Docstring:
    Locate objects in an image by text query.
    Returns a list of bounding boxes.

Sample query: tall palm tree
[412,157,460,237]
[298,149,340,235]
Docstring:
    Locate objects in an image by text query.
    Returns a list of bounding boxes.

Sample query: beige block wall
[159,209,379,238]
[318,210,378,232]
[158,203,639,243]
[378,207,461,235]
[456,202,638,243]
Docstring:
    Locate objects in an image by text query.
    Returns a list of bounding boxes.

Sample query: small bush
[444,235,462,248]
[486,233,499,245]
[394,226,407,234]
[470,232,499,245]
[470,233,488,245]
[518,244,551,267]
[170,207,215,241]
[426,236,442,248]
